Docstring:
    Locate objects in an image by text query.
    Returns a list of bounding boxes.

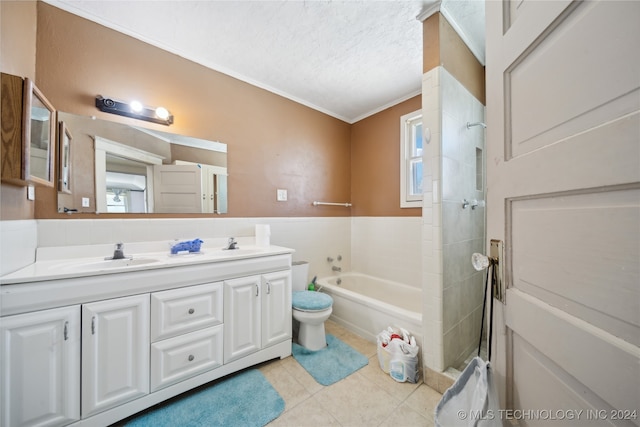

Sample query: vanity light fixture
[95,95,174,126]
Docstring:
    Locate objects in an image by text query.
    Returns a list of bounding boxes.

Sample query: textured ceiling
[45,0,485,124]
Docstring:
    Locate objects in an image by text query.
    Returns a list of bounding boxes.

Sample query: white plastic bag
[376,327,420,383]
[434,356,502,427]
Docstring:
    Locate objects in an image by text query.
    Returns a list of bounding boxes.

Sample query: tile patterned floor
[261,320,442,427]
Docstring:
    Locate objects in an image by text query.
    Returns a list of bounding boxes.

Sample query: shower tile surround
[422,66,487,374]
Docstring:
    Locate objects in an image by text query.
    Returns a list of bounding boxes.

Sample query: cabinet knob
[188,308,195,314]
[188,354,195,362]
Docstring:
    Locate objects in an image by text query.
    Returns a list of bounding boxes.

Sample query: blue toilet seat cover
[292,291,333,311]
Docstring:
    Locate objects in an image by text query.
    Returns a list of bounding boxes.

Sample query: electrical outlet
[27,185,35,201]
[276,189,287,201]
[82,197,90,208]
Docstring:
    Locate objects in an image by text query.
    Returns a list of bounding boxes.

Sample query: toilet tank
[291,261,309,292]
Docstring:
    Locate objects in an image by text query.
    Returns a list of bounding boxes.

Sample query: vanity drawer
[151,282,223,341]
[150,324,224,392]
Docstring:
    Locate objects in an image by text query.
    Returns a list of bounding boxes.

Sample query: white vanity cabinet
[262,270,293,348]
[224,270,291,363]
[0,305,80,427]
[81,294,150,418]
[1,248,293,427]
[150,282,224,391]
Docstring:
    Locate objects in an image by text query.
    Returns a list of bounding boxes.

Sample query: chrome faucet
[224,237,239,250]
[107,242,131,260]
[332,266,342,272]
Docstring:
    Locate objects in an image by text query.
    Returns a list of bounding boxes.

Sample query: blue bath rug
[123,369,284,427]
[292,334,368,386]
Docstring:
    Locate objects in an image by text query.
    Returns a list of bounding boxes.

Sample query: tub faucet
[332,266,342,272]
[225,237,239,250]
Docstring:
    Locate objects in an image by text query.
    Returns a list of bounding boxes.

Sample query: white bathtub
[317,272,423,349]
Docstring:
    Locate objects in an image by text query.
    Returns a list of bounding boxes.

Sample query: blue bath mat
[123,369,284,427]
[292,334,368,386]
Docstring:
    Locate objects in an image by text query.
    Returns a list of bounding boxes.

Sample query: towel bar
[312,201,352,207]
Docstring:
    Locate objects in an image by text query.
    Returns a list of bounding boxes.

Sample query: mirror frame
[57,120,72,194]
[22,78,56,187]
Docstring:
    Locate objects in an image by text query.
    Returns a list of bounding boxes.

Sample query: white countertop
[1,238,294,285]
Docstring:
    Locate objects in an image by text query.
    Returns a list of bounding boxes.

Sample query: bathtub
[317,272,423,349]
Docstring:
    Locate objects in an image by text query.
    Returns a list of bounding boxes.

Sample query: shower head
[466,122,487,129]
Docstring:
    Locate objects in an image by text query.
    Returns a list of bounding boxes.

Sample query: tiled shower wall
[422,66,486,373]
[440,69,486,370]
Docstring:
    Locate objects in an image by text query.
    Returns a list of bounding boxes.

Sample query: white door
[486,1,640,425]
[0,306,80,427]
[262,270,292,348]
[81,295,150,418]
[153,164,203,213]
[223,276,261,363]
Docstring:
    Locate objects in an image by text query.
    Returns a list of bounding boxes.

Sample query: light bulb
[155,107,169,120]
[130,100,143,112]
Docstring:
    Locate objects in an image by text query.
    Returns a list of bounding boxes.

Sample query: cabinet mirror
[24,78,56,186]
[57,112,227,214]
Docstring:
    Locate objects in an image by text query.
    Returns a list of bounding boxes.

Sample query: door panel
[511,334,624,427]
[486,0,640,424]
[505,0,640,159]
[153,164,202,213]
[511,189,639,345]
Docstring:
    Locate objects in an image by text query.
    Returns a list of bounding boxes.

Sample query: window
[400,110,423,208]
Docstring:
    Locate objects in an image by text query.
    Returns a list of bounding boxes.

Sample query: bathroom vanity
[0,243,293,427]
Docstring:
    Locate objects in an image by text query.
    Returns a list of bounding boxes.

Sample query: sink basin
[51,257,162,273]
[217,248,263,256]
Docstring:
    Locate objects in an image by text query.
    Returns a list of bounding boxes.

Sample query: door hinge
[490,239,505,303]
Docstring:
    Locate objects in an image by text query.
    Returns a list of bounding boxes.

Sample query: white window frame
[400,109,423,208]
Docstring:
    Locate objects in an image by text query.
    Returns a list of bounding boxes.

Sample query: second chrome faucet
[106,242,132,260]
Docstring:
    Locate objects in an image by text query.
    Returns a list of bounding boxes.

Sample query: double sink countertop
[1,238,294,285]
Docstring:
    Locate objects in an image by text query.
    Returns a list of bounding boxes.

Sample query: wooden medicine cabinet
[1,73,56,187]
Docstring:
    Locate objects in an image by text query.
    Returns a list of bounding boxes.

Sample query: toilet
[291,261,333,351]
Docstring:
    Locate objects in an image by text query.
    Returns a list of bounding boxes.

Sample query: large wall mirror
[57,112,227,214]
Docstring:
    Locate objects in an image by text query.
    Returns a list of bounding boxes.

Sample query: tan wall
[0,1,37,220]
[422,13,441,74]
[439,15,485,105]
[2,2,424,221]
[422,12,485,105]
[31,2,351,219]
[351,96,422,217]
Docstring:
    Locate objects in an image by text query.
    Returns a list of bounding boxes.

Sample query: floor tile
[267,321,443,426]
[358,355,421,402]
[269,397,341,427]
[260,360,312,410]
[404,384,442,420]
[379,402,433,427]
[315,373,400,426]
